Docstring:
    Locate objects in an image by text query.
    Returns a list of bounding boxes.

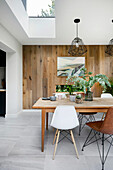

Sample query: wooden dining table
[32,97,113,152]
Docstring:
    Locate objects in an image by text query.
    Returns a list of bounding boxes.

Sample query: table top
[32,97,113,109]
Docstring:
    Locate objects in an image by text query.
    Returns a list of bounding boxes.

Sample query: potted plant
[105,78,113,95]
[76,94,83,104]
[66,85,76,101]
[66,67,111,101]
[66,83,83,102]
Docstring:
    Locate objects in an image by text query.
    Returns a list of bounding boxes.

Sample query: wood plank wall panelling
[23,45,113,109]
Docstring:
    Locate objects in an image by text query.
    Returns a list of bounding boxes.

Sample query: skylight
[27,0,55,17]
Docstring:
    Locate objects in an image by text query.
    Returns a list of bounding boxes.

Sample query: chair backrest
[100,107,113,134]
[101,93,113,98]
[50,106,79,130]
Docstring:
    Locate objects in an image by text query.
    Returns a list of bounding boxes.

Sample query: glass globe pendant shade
[68,18,87,56]
[105,39,113,56]
[68,37,87,56]
[105,20,113,56]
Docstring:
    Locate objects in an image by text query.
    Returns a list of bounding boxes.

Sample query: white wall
[0,0,28,44]
[0,24,22,115]
[5,0,29,34]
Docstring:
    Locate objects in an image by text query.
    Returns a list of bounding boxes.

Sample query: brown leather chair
[82,107,113,170]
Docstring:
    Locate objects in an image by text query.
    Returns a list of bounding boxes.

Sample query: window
[27,0,55,17]
[21,0,26,10]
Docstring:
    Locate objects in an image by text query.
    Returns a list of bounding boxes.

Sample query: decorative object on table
[66,85,77,102]
[68,18,87,56]
[66,67,111,101]
[105,20,113,56]
[50,96,56,101]
[42,97,50,100]
[76,94,83,104]
[60,84,75,102]
[67,85,76,95]
[57,56,85,77]
[58,94,62,100]
[66,81,84,102]
[85,91,93,101]
[54,93,66,99]
[69,94,76,102]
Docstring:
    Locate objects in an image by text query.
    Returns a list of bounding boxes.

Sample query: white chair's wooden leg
[53,129,58,145]
[70,130,79,159]
[101,112,106,120]
[53,130,60,160]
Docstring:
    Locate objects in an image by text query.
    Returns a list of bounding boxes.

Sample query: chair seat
[87,119,113,135]
[79,112,97,115]
[86,121,103,132]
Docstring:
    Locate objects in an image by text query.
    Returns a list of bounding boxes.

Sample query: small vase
[85,91,93,101]
[69,95,76,102]
[76,98,83,104]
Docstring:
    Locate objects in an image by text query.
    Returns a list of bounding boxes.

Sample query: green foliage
[66,67,111,94]
[56,85,83,95]
[76,95,82,99]
[56,85,68,92]
[41,0,55,17]
[67,85,76,95]
[105,78,113,95]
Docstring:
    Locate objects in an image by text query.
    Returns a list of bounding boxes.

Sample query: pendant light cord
[76,23,78,38]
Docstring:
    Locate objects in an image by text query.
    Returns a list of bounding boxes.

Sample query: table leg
[46,112,48,130]
[42,109,46,152]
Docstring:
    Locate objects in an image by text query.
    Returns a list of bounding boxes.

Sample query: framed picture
[57,57,85,77]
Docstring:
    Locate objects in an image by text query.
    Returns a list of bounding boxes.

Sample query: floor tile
[46,136,83,156]
[0,139,16,156]
[44,156,89,170]
[21,126,41,137]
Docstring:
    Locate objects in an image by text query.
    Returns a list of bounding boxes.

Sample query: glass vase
[85,91,93,101]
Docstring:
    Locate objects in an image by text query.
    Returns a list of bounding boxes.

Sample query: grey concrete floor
[0,111,112,170]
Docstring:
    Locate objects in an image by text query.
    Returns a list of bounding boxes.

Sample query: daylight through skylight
[27,0,55,17]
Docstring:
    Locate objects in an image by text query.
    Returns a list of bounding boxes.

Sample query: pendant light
[105,20,113,56]
[68,18,87,56]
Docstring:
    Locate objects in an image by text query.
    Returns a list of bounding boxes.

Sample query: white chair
[101,93,113,120]
[101,93,113,98]
[50,105,79,159]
